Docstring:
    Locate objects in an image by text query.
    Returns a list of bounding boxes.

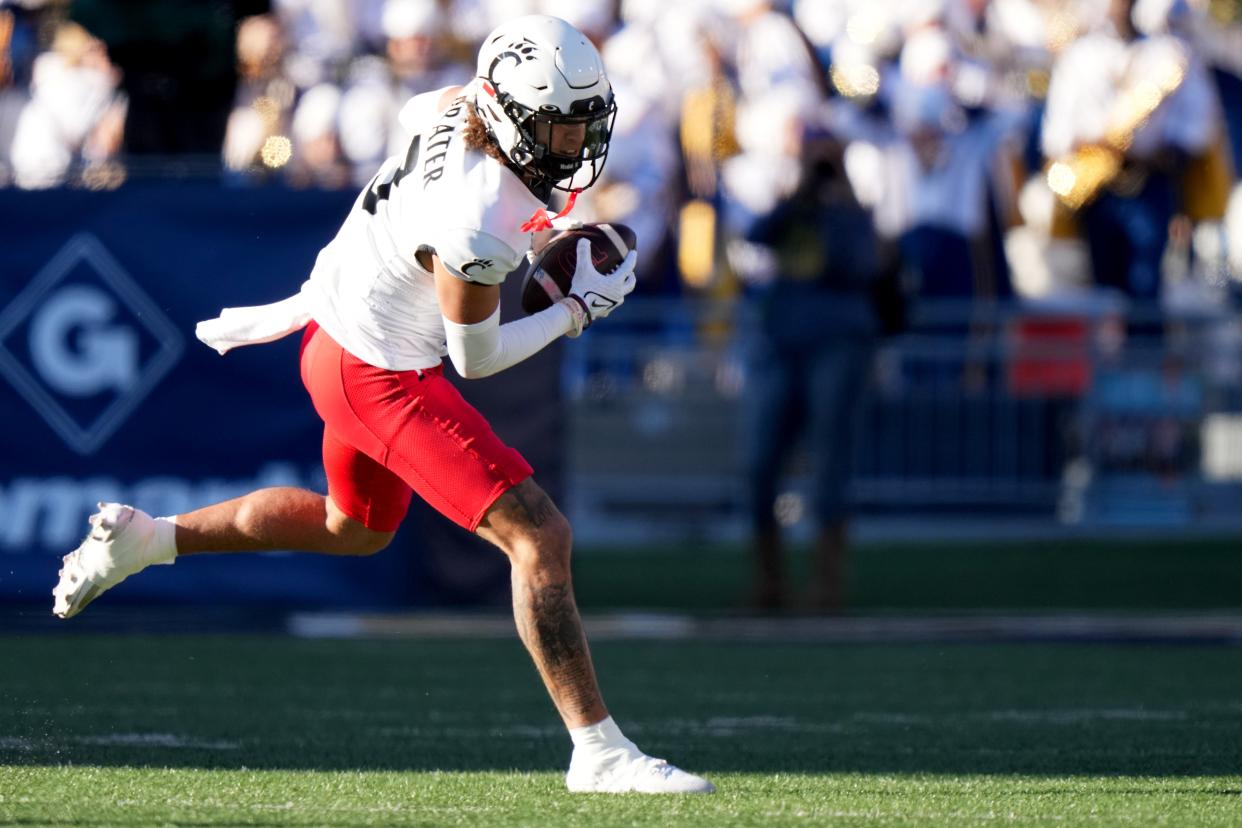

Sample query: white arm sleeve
[443,302,575,379]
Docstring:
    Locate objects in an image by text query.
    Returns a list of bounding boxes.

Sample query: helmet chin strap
[520,189,580,233]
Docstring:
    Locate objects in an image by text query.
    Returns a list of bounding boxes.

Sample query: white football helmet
[474,15,616,194]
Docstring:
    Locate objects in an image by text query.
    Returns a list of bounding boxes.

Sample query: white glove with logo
[566,238,637,331]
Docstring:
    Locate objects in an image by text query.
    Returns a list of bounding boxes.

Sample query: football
[520,223,638,314]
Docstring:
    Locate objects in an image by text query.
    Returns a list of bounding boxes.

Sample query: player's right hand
[568,238,637,325]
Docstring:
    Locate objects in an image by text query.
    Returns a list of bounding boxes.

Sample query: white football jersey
[301,84,546,370]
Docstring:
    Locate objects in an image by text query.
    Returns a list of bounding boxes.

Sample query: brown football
[520,223,638,315]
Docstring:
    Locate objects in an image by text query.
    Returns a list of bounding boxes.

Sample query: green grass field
[3,633,1242,826]
[572,536,1242,611]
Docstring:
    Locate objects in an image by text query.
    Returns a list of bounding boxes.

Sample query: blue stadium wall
[0,182,562,610]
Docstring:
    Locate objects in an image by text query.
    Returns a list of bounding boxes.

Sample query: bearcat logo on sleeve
[461,258,495,276]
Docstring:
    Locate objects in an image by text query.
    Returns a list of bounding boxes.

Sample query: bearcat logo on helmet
[489,37,540,73]
[474,16,617,194]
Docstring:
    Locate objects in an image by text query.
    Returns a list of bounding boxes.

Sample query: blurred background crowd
[2,0,1241,307]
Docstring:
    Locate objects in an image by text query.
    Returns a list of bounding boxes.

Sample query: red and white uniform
[197,84,545,531]
[303,84,546,370]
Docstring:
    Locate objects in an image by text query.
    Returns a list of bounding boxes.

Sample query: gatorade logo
[0,234,183,455]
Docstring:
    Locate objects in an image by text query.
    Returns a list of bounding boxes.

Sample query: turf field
[572,536,1242,612]
[3,633,1242,826]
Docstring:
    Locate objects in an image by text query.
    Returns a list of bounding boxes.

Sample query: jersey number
[361,136,421,215]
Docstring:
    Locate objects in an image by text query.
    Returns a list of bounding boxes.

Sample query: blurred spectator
[742,132,879,612]
[790,0,843,69]
[337,0,471,186]
[703,1,881,611]
[819,21,1028,377]
[1176,1,1241,291]
[0,6,26,185]
[540,0,615,46]
[609,0,723,128]
[71,1,261,156]
[1228,182,1242,281]
[348,0,391,54]
[1,0,42,88]
[576,73,680,290]
[862,27,1027,304]
[726,0,822,109]
[338,56,397,186]
[9,20,121,188]
[223,13,296,178]
[375,0,471,154]
[543,1,682,285]
[1041,0,1222,319]
[941,0,1052,102]
[274,0,354,90]
[718,0,825,288]
[383,0,464,98]
[448,0,541,47]
[1191,0,1242,173]
[285,80,349,187]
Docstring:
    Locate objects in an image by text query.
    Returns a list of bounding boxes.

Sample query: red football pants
[298,322,533,532]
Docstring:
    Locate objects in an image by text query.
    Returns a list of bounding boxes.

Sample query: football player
[52,15,712,795]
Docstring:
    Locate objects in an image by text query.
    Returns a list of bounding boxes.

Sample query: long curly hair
[462,102,508,164]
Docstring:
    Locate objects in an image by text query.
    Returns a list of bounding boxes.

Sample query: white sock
[569,716,636,756]
[149,516,179,566]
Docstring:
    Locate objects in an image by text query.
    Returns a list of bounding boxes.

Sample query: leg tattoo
[508,483,558,528]
[479,480,607,727]
[514,579,602,721]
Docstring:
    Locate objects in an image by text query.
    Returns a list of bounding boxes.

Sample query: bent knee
[326,510,395,556]
[514,508,573,572]
[482,481,572,568]
[351,529,395,556]
[513,490,571,549]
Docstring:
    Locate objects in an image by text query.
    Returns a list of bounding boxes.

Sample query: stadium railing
[563,296,1242,545]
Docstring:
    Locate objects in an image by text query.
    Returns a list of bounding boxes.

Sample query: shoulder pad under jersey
[436,228,522,286]
[398,85,460,136]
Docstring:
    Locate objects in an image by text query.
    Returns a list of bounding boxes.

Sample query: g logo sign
[30,285,138,397]
[0,234,183,455]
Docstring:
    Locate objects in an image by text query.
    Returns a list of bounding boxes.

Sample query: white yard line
[75,733,239,750]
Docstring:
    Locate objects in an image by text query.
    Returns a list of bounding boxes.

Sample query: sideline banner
[0,182,561,609]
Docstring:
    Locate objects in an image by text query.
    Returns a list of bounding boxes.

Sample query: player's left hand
[568,238,637,326]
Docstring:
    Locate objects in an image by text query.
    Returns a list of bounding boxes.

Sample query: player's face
[536,120,587,157]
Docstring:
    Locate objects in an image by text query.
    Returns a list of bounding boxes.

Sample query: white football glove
[567,238,637,329]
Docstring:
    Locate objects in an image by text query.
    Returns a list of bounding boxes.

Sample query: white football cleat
[566,749,716,794]
[52,503,172,619]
